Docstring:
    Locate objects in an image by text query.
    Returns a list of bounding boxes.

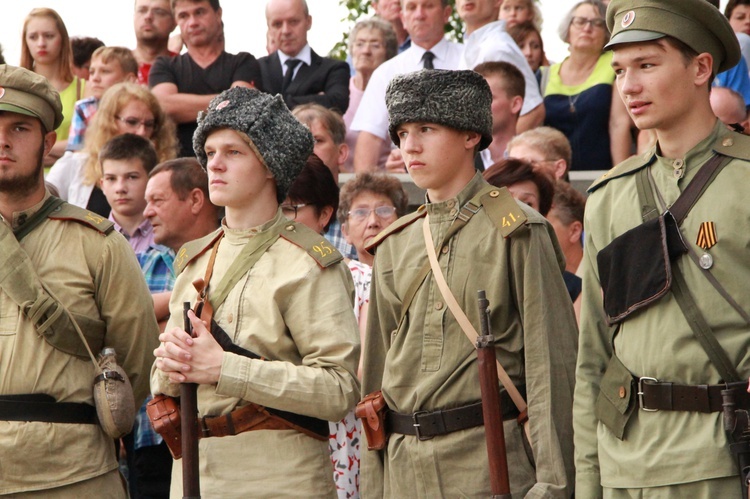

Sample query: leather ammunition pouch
[597,210,687,325]
[595,354,636,440]
[147,395,183,458]
[355,390,388,450]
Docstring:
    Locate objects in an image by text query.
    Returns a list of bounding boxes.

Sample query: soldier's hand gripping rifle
[181,302,201,499]
[477,290,512,499]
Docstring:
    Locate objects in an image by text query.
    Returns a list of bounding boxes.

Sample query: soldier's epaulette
[480,187,528,238]
[365,205,428,252]
[279,221,343,268]
[174,228,223,274]
[588,148,656,194]
[713,130,750,160]
[47,203,114,234]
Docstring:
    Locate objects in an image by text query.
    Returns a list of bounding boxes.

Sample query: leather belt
[200,403,328,441]
[637,378,749,413]
[387,391,520,440]
[0,394,98,424]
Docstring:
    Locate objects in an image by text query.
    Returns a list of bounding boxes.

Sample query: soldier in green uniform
[360,69,578,497]
[574,0,750,496]
[0,65,159,497]
[151,87,360,498]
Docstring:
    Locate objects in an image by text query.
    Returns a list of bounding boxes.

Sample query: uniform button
[227,313,233,324]
[449,208,457,217]
[723,138,734,147]
[446,199,456,208]
[441,245,449,254]
[672,159,684,169]
[489,190,500,198]
[435,301,444,311]
[619,386,626,398]
[286,224,295,231]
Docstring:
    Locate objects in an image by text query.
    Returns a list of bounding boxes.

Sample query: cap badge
[216,100,230,111]
[0,87,5,99]
[622,11,635,28]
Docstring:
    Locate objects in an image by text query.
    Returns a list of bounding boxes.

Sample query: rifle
[181,302,201,499]
[476,290,512,499]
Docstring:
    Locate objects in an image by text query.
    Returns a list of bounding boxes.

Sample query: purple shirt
[108,213,154,254]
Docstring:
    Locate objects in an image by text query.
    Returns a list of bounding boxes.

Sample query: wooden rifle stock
[476,290,512,499]
[181,302,201,499]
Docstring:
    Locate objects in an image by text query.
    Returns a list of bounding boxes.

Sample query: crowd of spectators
[5,0,750,497]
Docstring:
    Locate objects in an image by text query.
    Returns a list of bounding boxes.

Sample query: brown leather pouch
[146,395,183,459]
[355,390,388,451]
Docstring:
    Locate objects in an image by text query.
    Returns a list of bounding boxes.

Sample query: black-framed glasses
[281,203,307,219]
[570,16,606,29]
[116,115,156,130]
[348,206,397,222]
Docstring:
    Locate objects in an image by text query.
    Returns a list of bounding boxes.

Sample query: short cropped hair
[150,157,209,200]
[99,133,159,175]
[172,0,220,12]
[550,179,586,226]
[474,61,526,100]
[71,37,105,68]
[337,173,409,225]
[348,17,399,61]
[292,103,347,145]
[508,126,573,170]
[91,46,139,76]
[483,158,555,216]
[286,154,340,232]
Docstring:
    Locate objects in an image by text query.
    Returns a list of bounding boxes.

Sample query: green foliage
[329,0,464,60]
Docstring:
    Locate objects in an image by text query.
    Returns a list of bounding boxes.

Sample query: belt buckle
[412,410,433,441]
[638,376,659,412]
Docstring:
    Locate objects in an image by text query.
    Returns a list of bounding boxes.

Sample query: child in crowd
[499,0,540,29]
[67,46,138,152]
[98,133,158,254]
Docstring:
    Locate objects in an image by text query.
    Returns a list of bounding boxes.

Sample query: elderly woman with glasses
[542,0,631,171]
[46,82,177,216]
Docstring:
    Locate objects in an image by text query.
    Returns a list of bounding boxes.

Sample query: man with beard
[132,0,177,85]
[149,0,262,157]
[0,65,158,497]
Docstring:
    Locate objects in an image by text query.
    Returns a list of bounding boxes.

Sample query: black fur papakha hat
[386,69,493,151]
[193,87,314,202]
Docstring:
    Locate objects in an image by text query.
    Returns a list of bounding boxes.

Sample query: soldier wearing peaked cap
[0,65,159,496]
[574,0,750,497]
[150,87,360,497]
[359,69,578,497]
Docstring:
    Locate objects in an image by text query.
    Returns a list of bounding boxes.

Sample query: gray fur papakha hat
[193,87,314,202]
[386,69,493,151]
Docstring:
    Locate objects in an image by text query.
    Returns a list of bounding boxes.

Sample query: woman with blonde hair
[21,8,79,163]
[47,82,177,217]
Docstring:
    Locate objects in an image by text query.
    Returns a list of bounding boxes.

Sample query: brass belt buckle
[412,410,433,441]
[638,376,659,412]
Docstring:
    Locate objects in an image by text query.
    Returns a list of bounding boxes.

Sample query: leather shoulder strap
[174,229,224,274]
[278,220,343,268]
[14,197,64,241]
[47,202,114,234]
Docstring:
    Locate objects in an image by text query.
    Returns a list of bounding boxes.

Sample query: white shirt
[351,37,464,140]
[278,44,312,80]
[460,20,543,116]
[45,152,94,209]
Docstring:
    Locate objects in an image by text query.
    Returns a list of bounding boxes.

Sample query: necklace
[569,93,582,113]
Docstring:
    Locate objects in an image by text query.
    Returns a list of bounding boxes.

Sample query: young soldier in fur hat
[0,65,158,497]
[574,0,750,496]
[151,87,360,497]
[359,69,578,497]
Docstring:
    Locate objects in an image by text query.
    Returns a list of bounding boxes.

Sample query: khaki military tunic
[151,211,361,499]
[574,121,750,497]
[0,193,159,496]
[361,173,578,498]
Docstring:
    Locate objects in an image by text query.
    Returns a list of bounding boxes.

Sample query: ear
[465,131,482,151]
[443,4,452,23]
[553,159,568,179]
[510,95,524,116]
[319,205,334,230]
[569,220,583,244]
[337,142,349,167]
[189,187,204,215]
[305,14,313,31]
[694,52,713,87]
[125,73,138,83]
[341,220,352,243]
[43,130,57,158]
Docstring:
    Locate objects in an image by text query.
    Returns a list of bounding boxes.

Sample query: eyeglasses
[348,206,397,222]
[570,16,606,29]
[116,115,156,130]
[280,203,307,219]
[354,40,384,51]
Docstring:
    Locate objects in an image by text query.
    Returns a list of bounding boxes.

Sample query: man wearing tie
[351,0,464,172]
[259,0,350,114]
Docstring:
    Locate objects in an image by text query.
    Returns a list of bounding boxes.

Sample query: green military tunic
[0,192,159,496]
[361,173,578,498]
[574,121,750,497]
[151,210,361,499]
